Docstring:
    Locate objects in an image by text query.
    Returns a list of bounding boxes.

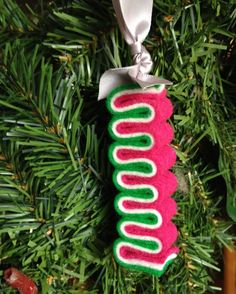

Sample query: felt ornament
[98,0,178,276]
[106,84,178,276]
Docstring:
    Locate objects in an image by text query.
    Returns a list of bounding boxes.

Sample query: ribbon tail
[98,67,173,100]
[128,69,172,88]
[98,67,134,100]
[136,77,173,89]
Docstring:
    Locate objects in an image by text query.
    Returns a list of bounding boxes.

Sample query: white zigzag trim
[116,241,177,270]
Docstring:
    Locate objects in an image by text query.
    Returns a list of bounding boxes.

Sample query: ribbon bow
[98,0,172,100]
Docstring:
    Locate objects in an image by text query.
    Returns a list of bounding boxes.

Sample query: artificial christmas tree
[0,0,235,293]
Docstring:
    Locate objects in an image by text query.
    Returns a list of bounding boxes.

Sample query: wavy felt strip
[107,84,178,276]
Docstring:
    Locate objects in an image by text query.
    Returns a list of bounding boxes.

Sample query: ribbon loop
[98,0,172,100]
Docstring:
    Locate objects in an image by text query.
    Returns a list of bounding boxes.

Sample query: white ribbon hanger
[98,0,172,100]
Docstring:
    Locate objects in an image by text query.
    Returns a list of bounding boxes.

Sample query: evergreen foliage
[0,0,235,293]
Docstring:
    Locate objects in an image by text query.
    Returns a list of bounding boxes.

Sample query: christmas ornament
[4,268,38,294]
[98,0,178,276]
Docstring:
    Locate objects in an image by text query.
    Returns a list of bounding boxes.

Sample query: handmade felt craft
[107,84,178,276]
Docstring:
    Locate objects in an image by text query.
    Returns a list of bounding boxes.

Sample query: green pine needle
[0,0,235,293]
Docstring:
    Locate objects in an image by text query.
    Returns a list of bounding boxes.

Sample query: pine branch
[0,0,235,293]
